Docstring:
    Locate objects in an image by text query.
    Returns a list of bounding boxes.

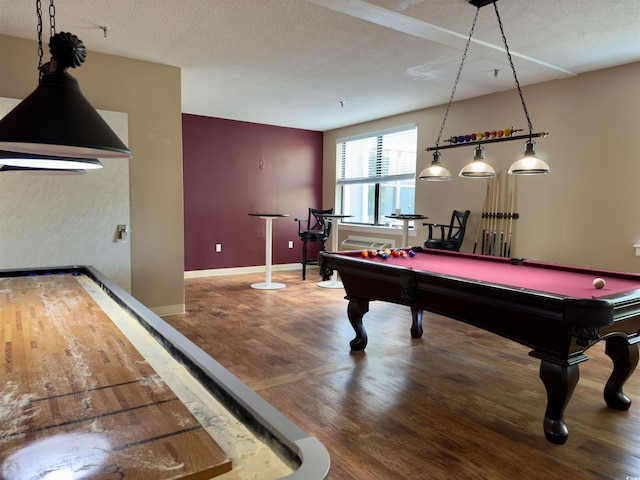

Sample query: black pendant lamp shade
[0,32,132,161]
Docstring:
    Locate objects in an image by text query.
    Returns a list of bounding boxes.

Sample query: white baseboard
[185,263,302,279]
[152,303,186,317]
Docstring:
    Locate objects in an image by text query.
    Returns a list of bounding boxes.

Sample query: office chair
[423,209,470,251]
[295,208,333,280]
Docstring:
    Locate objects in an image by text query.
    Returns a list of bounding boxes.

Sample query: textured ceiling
[1,0,639,131]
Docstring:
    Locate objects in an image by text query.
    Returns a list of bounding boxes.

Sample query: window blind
[337,125,417,184]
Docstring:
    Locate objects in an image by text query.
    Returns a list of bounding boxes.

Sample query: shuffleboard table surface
[1,273,232,479]
[0,268,329,479]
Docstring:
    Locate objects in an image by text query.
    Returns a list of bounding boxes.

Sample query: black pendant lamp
[0,1,132,169]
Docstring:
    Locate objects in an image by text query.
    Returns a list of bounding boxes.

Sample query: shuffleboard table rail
[0,265,331,480]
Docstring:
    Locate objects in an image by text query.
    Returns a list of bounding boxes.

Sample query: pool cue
[481,178,490,254]
[484,176,495,254]
[500,173,508,256]
[492,176,498,255]
[506,175,517,257]
[504,190,513,257]
[498,174,504,256]
[484,179,491,252]
[491,172,500,256]
[473,184,485,253]
[474,182,490,253]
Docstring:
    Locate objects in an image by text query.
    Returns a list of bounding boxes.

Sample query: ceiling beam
[305,0,575,77]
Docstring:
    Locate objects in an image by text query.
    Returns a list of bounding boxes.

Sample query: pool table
[0,266,330,479]
[318,248,640,445]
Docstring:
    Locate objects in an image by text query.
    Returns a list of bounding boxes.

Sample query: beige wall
[0,35,185,314]
[324,62,640,273]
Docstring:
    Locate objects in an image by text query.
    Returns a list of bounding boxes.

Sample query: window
[337,125,417,226]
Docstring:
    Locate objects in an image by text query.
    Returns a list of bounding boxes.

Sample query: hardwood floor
[165,269,640,480]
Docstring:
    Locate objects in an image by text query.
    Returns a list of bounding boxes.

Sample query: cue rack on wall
[474,172,518,257]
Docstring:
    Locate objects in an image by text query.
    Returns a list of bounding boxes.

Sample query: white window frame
[336,124,418,226]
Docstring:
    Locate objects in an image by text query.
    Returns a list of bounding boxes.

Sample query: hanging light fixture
[419,151,452,181]
[459,145,496,178]
[508,139,549,175]
[423,0,550,179]
[0,1,131,169]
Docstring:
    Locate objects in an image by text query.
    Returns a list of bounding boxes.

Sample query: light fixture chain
[434,7,480,149]
[49,0,56,38]
[494,2,533,135]
[36,0,44,78]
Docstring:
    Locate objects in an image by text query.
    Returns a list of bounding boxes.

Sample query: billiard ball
[408,250,416,257]
[361,250,369,258]
[593,278,606,289]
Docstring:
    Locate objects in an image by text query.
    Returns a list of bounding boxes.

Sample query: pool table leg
[603,336,639,410]
[347,298,370,351]
[410,307,423,339]
[539,360,579,445]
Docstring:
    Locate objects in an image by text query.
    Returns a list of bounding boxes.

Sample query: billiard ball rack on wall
[426,129,548,151]
[473,172,519,257]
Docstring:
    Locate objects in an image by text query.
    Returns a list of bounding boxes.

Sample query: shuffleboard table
[319,247,640,445]
[0,266,330,479]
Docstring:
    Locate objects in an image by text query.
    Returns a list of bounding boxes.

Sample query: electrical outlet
[288,241,294,249]
[215,243,222,252]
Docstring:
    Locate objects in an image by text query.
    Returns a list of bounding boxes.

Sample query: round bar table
[248,213,289,290]
[385,213,427,247]
[317,213,353,289]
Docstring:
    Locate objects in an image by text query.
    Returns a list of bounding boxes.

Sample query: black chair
[422,210,470,251]
[296,208,333,280]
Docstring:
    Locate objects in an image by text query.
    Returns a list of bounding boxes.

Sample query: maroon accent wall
[182,114,324,271]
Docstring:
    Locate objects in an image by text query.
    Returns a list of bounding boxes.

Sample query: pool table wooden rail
[319,249,640,445]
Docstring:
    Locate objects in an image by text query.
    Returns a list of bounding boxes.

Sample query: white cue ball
[593,277,606,289]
